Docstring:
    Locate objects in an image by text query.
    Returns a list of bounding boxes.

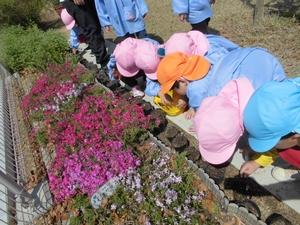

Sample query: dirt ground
[43,0,299,76]
[145,0,300,76]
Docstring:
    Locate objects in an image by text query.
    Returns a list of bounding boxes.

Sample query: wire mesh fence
[0,64,53,225]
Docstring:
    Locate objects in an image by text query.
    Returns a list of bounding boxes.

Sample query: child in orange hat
[157,52,212,119]
[158,48,286,120]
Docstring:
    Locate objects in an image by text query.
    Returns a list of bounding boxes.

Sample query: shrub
[0,25,68,72]
[0,0,46,26]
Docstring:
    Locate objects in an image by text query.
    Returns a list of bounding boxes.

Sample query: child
[60,8,80,54]
[95,0,148,39]
[157,47,286,119]
[62,0,108,68]
[172,0,215,34]
[241,78,300,180]
[194,78,253,164]
[193,78,280,171]
[163,31,240,65]
[108,38,187,115]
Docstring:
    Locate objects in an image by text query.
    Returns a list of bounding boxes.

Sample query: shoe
[96,54,110,67]
[96,66,109,85]
[271,166,300,182]
[130,87,145,98]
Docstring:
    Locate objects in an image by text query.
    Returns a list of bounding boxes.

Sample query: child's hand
[104,26,112,32]
[176,98,187,110]
[179,13,187,22]
[113,69,121,80]
[240,161,261,177]
[72,48,78,55]
[185,108,196,120]
[158,91,172,105]
[74,0,85,5]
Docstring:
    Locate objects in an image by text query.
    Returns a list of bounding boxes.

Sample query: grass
[145,0,300,76]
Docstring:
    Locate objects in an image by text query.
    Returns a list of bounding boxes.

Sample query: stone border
[148,132,267,225]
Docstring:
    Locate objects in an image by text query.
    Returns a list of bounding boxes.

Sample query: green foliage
[79,72,95,85]
[123,127,148,147]
[85,86,105,96]
[69,217,82,225]
[73,194,90,209]
[0,25,68,72]
[0,0,46,26]
[29,110,44,123]
[36,129,48,146]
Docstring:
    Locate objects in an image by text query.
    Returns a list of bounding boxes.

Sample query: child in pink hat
[163,31,239,65]
[193,77,281,176]
[60,8,81,54]
[194,78,254,165]
[108,37,187,114]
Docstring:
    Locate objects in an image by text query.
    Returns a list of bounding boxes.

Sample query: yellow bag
[153,90,186,116]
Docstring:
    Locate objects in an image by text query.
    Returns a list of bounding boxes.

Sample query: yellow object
[153,90,186,116]
[253,150,278,167]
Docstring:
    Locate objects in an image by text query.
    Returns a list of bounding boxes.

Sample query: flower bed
[24,61,245,225]
[21,62,151,203]
[36,141,224,225]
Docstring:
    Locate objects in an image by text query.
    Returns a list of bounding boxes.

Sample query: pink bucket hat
[134,39,161,80]
[60,9,75,30]
[113,38,139,77]
[164,31,209,56]
[193,77,254,165]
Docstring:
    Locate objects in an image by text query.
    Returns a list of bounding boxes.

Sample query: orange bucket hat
[157,52,211,94]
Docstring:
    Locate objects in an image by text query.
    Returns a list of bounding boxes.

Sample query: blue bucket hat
[244,77,300,152]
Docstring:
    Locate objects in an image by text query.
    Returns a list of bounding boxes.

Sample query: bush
[0,25,68,72]
[0,0,46,26]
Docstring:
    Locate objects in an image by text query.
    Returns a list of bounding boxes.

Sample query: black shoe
[107,80,120,91]
[96,66,109,85]
[96,54,110,67]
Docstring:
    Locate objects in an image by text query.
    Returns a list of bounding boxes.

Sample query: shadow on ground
[241,0,300,20]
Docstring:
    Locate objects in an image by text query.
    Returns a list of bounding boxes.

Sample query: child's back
[95,0,148,38]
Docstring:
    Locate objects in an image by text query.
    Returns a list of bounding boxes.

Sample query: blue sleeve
[143,37,160,46]
[107,55,117,80]
[145,78,161,96]
[95,0,112,27]
[206,34,240,51]
[69,27,79,49]
[136,0,148,16]
[187,76,211,110]
[172,0,189,15]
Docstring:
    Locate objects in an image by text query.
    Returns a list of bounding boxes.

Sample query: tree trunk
[254,0,264,24]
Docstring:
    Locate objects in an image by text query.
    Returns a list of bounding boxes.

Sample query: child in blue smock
[95,0,148,39]
[163,31,240,66]
[106,37,160,97]
[157,48,286,119]
[172,0,215,33]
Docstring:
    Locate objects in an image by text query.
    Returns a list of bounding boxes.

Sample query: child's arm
[94,0,112,29]
[69,27,80,51]
[145,78,160,97]
[135,0,149,17]
[107,55,117,80]
[172,0,189,21]
[240,150,278,177]
[185,107,196,120]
